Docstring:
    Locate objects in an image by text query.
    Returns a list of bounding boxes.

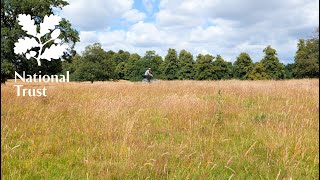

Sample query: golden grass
[1,79,319,179]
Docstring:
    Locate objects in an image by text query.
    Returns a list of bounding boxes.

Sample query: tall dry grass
[1,79,319,179]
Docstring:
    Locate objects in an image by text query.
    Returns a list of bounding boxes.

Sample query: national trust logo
[14,14,68,66]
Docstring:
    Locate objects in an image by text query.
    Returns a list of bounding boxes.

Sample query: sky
[56,0,319,64]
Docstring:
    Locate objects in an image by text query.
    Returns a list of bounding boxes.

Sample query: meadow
[1,79,319,179]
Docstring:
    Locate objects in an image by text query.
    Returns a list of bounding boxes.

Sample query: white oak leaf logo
[26,51,37,59]
[50,29,61,39]
[14,14,68,66]
[17,14,37,37]
[40,44,68,61]
[14,37,39,54]
[39,15,62,37]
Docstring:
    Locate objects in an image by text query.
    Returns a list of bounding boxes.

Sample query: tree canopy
[62,40,318,83]
[233,52,254,80]
[293,30,319,78]
[160,48,179,80]
[260,46,285,80]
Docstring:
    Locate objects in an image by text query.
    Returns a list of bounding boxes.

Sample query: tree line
[2,32,319,83]
[60,31,318,83]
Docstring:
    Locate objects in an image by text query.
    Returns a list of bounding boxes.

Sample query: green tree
[293,31,319,78]
[247,62,270,80]
[113,50,130,79]
[142,51,163,79]
[116,62,126,80]
[0,59,15,83]
[72,43,116,83]
[284,63,294,79]
[177,50,195,80]
[124,53,142,81]
[61,53,81,78]
[122,51,163,81]
[233,52,254,80]
[160,48,179,80]
[1,0,79,83]
[195,54,215,80]
[74,61,99,83]
[212,55,232,80]
[260,45,285,79]
[112,50,130,65]
[106,50,116,60]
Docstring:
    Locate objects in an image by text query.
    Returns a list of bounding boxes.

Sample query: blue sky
[56,0,319,64]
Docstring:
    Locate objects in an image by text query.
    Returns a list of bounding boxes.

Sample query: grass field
[1,79,319,179]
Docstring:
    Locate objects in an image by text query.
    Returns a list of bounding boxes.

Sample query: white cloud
[98,30,126,45]
[79,31,98,43]
[57,0,319,63]
[189,20,235,43]
[126,21,173,47]
[155,10,205,29]
[60,0,133,30]
[122,9,146,23]
[156,0,216,28]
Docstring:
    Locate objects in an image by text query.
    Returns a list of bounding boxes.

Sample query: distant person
[144,68,153,83]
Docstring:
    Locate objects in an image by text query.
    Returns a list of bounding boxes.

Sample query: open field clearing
[1,79,319,179]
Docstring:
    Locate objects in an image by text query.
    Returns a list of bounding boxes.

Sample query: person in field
[144,68,153,83]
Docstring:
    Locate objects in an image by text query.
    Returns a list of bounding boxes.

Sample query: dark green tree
[212,55,232,80]
[284,63,294,79]
[142,51,163,79]
[72,43,116,83]
[115,62,126,80]
[122,51,162,81]
[177,50,195,80]
[233,52,254,80]
[195,54,215,80]
[260,45,285,79]
[112,50,130,65]
[247,62,270,80]
[113,50,130,79]
[124,53,141,81]
[160,48,179,80]
[1,59,14,83]
[293,32,319,78]
[106,50,116,60]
